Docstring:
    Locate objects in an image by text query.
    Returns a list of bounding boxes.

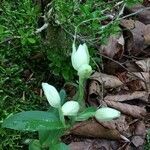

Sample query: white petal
[95,107,120,121]
[61,101,80,116]
[71,43,90,71]
[71,43,78,70]
[83,43,90,63]
[42,83,61,108]
[77,64,92,78]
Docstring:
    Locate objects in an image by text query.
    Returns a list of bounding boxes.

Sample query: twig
[0,36,20,45]
[120,134,130,142]
[98,52,146,83]
[35,23,49,34]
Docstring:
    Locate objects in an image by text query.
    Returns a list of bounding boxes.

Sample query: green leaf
[29,140,41,150]
[27,38,36,44]
[0,25,4,34]
[39,129,65,147]
[75,107,96,121]
[2,111,66,131]
[39,130,50,145]
[50,142,69,150]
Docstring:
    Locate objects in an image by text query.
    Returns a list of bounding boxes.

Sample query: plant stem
[58,108,66,127]
[78,76,85,109]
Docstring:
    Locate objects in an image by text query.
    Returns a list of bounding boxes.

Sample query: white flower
[61,101,80,116]
[42,83,61,108]
[95,107,120,121]
[71,43,90,71]
[77,64,92,78]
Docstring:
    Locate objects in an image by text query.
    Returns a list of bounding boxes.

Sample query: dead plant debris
[68,3,150,150]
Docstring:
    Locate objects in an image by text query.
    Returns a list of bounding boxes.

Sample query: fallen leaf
[120,19,135,29]
[125,61,140,72]
[127,72,149,81]
[121,19,146,55]
[98,116,128,133]
[100,35,124,59]
[143,0,150,7]
[127,72,150,91]
[143,25,150,45]
[69,142,91,150]
[134,121,146,136]
[131,136,144,147]
[90,72,123,88]
[135,58,150,72]
[126,80,143,91]
[104,91,149,102]
[88,80,102,98]
[91,139,119,150]
[71,119,121,140]
[126,4,150,25]
[103,61,122,75]
[69,140,119,150]
[105,100,146,118]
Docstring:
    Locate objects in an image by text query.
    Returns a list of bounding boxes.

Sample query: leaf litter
[63,3,150,150]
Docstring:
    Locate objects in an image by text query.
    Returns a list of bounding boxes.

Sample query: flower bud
[71,43,90,71]
[95,107,120,121]
[77,64,92,78]
[61,101,80,116]
[42,83,61,108]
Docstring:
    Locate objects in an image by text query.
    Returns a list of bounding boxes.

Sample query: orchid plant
[71,42,92,108]
[70,42,120,121]
[2,42,121,150]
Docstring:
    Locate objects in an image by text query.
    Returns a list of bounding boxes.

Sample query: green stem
[58,107,66,127]
[78,76,85,109]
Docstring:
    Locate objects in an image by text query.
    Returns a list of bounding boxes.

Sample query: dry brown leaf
[103,61,122,75]
[104,91,149,102]
[131,136,145,147]
[125,61,140,72]
[130,72,150,81]
[143,25,150,45]
[90,72,123,88]
[71,119,121,140]
[135,58,150,72]
[69,140,119,150]
[126,4,150,25]
[143,0,150,7]
[100,35,124,59]
[105,100,146,118]
[69,142,91,150]
[88,80,101,98]
[126,80,143,91]
[134,121,146,136]
[117,72,149,91]
[120,19,135,29]
[87,80,105,107]
[98,116,128,133]
[121,19,146,55]
[127,72,150,91]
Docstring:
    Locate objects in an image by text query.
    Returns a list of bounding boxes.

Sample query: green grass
[0,0,45,149]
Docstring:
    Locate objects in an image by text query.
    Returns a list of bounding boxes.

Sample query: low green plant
[145,130,150,150]
[2,42,121,149]
[1,0,143,149]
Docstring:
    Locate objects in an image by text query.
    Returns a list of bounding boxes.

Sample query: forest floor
[0,0,150,150]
